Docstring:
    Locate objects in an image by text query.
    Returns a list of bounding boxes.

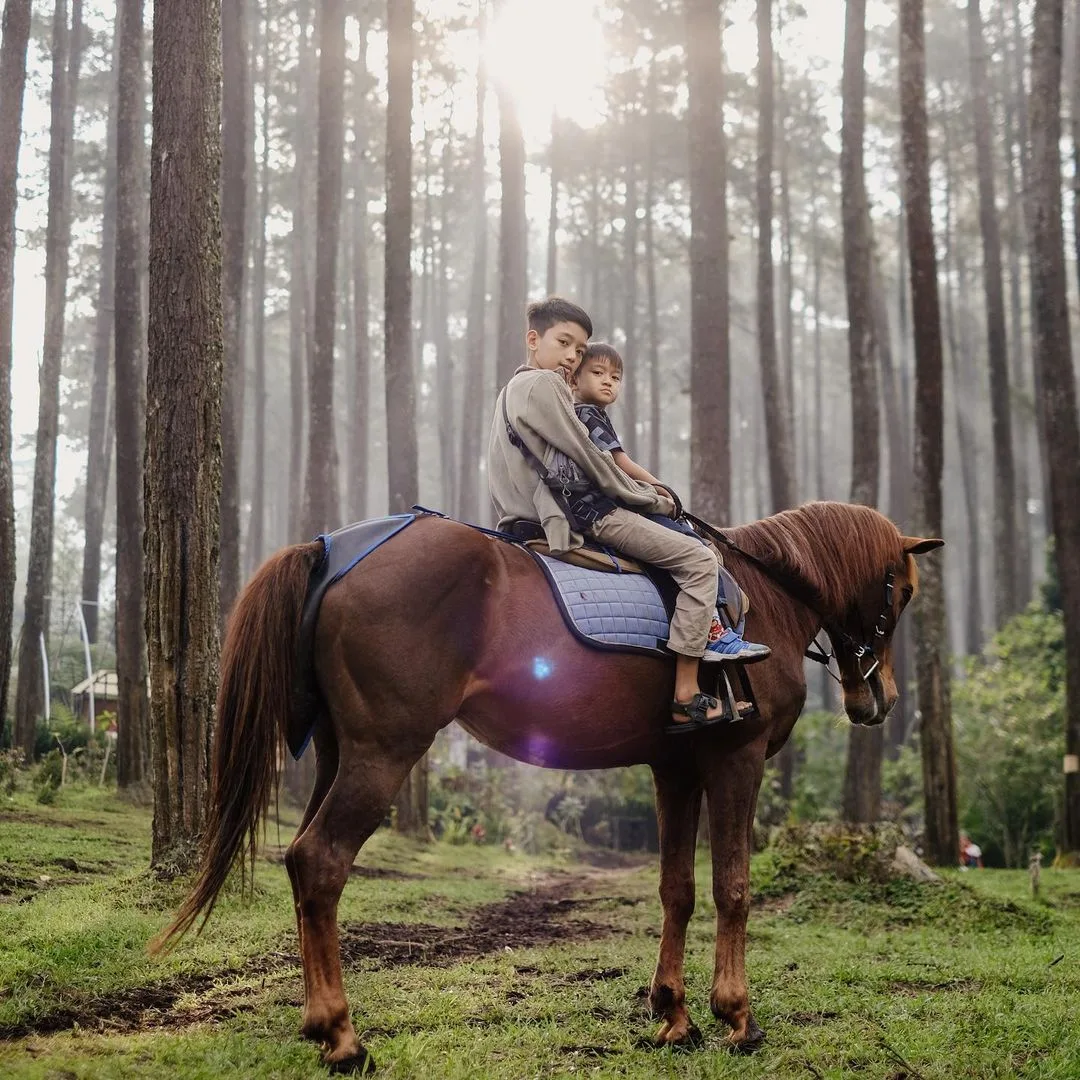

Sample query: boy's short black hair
[526,296,593,340]
[578,341,624,375]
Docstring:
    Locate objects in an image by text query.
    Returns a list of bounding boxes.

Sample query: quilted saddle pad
[535,553,671,658]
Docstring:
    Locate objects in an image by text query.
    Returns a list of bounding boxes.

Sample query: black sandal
[665,692,728,735]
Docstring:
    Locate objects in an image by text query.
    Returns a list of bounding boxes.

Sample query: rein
[683,510,894,684]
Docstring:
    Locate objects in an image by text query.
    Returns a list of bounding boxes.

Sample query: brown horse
[160,500,941,1072]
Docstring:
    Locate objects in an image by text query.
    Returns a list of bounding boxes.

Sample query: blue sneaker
[701,622,771,664]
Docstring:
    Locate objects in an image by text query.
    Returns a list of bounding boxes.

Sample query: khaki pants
[588,507,718,657]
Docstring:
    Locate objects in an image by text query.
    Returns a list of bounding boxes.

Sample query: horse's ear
[902,537,945,555]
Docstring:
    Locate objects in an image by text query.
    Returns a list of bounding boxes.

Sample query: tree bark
[287,4,314,541]
[146,0,222,866]
[246,0,271,571]
[645,55,661,477]
[303,0,345,536]
[114,0,148,790]
[13,0,83,755]
[841,0,880,510]
[81,16,120,646]
[546,115,558,296]
[686,0,730,523]
[755,0,794,513]
[621,147,639,458]
[219,0,248,620]
[457,5,487,522]
[899,0,957,867]
[1028,0,1080,858]
[968,0,1019,628]
[348,16,371,523]
[0,0,33,746]
[496,78,526,387]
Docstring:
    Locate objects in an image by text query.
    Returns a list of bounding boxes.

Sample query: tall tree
[385,0,425,836]
[303,0,345,536]
[13,0,83,755]
[1028,0,1080,857]
[546,114,559,296]
[246,0,271,570]
[0,0,33,743]
[347,8,371,523]
[840,0,882,823]
[114,0,148,789]
[457,3,488,521]
[840,0,879,509]
[496,69,526,385]
[621,147,639,456]
[900,0,957,867]
[81,17,120,646]
[755,0,794,512]
[685,0,730,523]
[145,0,223,865]
[967,0,1018,627]
[644,55,661,477]
[219,0,248,618]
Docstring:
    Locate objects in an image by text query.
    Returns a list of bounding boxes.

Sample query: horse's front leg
[703,739,767,1052]
[648,764,704,1046]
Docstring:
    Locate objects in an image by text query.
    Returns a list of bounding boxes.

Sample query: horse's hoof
[728,1018,766,1056]
[325,1045,376,1074]
[654,1019,703,1048]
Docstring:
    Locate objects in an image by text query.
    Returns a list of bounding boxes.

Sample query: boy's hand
[654,485,683,519]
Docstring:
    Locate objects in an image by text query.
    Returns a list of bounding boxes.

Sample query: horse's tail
[152,539,323,952]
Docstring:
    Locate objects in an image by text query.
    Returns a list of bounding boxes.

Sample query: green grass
[2,784,1079,1078]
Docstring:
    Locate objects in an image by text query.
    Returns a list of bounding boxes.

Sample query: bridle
[683,511,898,687]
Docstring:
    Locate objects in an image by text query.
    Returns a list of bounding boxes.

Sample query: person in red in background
[959,832,984,869]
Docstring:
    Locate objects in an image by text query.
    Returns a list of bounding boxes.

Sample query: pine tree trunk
[841,0,880,510]
[621,149,639,458]
[942,115,984,656]
[385,0,417,518]
[114,0,148,791]
[457,9,487,521]
[435,129,455,509]
[1028,0,1080,858]
[146,0,223,866]
[81,17,120,646]
[303,0,345,536]
[546,116,558,296]
[219,0,248,619]
[756,0,794,512]
[287,4,314,542]
[997,1,1034,607]
[246,1,271,571]
[645,56,661,477]
[496,79,526,387]
[899,0,957,867]
[14,0,83,756]
[0,0,32,746]
[968,0,1019,627]
[348,21,371,523]
[686,0,730,523]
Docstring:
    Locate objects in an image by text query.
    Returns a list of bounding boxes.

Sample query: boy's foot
[701,626,771,664]
[666,692,727,734]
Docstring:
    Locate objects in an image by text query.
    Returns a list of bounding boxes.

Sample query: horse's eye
[901,585,913,604]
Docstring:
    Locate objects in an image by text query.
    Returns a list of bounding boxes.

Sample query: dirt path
[1,866,636,1040]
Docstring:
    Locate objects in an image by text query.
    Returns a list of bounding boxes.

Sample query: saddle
[504,519,751,634]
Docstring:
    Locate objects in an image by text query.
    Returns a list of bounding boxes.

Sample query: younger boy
[571,341,769,662]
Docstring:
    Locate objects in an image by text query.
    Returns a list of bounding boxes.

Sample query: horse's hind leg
[648,764,704,1046]
[703,741,767,1053]
[286,726,431,1073]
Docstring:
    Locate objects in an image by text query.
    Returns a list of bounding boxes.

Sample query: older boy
[488,297,740,733]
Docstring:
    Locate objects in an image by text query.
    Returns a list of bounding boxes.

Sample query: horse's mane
[722,501,904,622]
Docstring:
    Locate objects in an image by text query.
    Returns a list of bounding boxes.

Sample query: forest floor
[1,786,1079,1079]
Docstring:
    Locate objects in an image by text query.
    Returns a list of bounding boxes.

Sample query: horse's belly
[456,638,672,770]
